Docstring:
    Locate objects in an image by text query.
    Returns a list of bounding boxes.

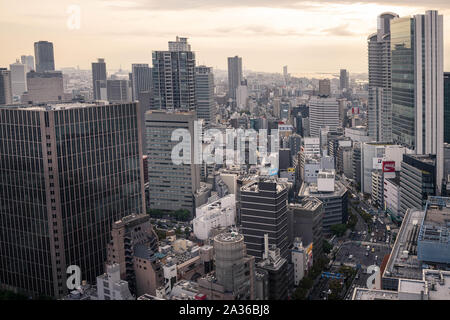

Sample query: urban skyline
[1,1,450,304]
[2,1,450,74]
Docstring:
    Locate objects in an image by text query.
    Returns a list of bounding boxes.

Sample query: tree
[323,240,333,254]
[330,224,347,237]
[155,229,166,240]
[328,279,343,300]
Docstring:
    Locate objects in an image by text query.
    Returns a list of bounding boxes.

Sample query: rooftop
[299,180,347,198]
[289,196,322,211]
[352,288,399,300]
[383,208,425,281]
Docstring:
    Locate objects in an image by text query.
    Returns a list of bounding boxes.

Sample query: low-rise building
[96,264,134,300]
[193,194,236,241]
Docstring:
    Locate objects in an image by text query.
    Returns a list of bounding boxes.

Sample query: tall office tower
[131,64,152,105]
[0,102,146,298]
[241,178,289,260]
[368,12,399,142]
[106,79,132,103]
[23,71,65,104]
[339,69,349,91]
[195,66,216,126]
[338,98,347,126]
[91,58,107,100]
[152,37,196,111]
[309,97,340,137]
[399,154,436,218]
[283,65,289,85]
[445,73,450,144]
[391,11,444,193]
[20,55,35,72]
[34,41,55,73]
[236,80,248,111]
[318,79,331,97]
[107,214,162,297]
[131,64,152,150]
[227,56,243,101]
[0,68,12,105]
[145,110,200,214]
[9,60,27,98]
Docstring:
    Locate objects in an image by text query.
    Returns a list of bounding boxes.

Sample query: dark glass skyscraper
[339,69,349,91]
[445,72,450,144]
[0,68,12,105]
[391,17,415,149]
[227,56,243,101]
[391,11,444,193]
[91,58,107,100]
[34,41,55,73]
[0,102,145,298]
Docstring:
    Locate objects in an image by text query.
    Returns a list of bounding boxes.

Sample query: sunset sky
[1,0,450,76]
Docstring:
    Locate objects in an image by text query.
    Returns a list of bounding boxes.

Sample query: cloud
[100,0,450,11]
[322,23,357,36]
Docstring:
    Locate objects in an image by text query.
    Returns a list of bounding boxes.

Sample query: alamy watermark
[170,122,280,170]
[66,4,81,30]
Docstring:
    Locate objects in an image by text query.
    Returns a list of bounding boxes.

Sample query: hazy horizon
[1,0,450,74]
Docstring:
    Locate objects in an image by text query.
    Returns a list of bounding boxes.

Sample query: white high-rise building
[96,264,134,300]
[236,83,248,110]
[21,55,35,72]
[309,97,340,137]
[9,60,27,99]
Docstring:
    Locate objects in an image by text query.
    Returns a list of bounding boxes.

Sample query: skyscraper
[34,41,55,73]
[152,37,196,111]
[91,58,107,100]
[391,10,444,193]
[368,12,398,142]
[444,73,450,144]
[309,97,340,137]
[145,110,200,214]
[9,60,27,98]
[240,178,289,260]
[339,69,349,91]
[0,68,13,105]
[318,79,331,97]
[21,55,35,72]
[131,63,152,105]
[0,102,146,298]
[131,63,152,150]
[194,65,216,126]
[106,79,132,103]
[227,56,243,101]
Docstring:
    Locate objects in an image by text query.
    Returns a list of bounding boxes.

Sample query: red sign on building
[382,161,395,173]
